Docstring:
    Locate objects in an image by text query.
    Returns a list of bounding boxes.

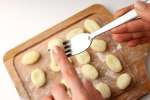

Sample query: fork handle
[90,0,150,39]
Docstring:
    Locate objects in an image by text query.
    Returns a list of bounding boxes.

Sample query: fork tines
[63,40,72,57]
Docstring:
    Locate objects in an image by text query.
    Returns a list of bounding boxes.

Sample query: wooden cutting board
[3,4,150,100]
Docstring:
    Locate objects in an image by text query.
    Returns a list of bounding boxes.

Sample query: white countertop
[0,0,149,100]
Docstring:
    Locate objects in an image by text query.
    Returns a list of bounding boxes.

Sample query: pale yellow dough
[61,79,68,88]
[106,54,122,72]
[75,51,90,65]
[84,19,100,32]
[50,55,72,72]
[48,38,64,50]
[81,64,98,80]
[50,53,60,72]
[116,73,132,90]
[90,39,107,52]
[95,82,111,99]
[22,51,40,65]
[68,57,72,63]
[66,28,84,40]
[48,38,64,72]
[31,68,46,88]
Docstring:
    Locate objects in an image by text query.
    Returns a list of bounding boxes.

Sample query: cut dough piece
[95,82,111,99]
[48,38,64,72]
[50,53,60,72]
[22,51,40,65]
[81,64,98,80]
[68,57,72,63]
[31,68,46,88]
[84,19,100,32]
[75,51,90,65]
[50,55,72,72]
[116,73,132,90]
[106,54,122,72]
[61,79,68,88]
[90,39,107,52]
[48,38,64,50]
[49,49,72,72]
[67,28,84,40]
[50,61,60,72]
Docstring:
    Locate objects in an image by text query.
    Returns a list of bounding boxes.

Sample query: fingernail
[134,1,146,11]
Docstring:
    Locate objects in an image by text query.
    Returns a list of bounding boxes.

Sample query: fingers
[52,46,85,95]
[51,83,70,100]
[111,2,150,34]
[112,31,150,47]
[42,96,54,100]
[112,32,150,42]
[112,19,146,34]
[127,37,150,47]
[83,80,103,100]
[134,1,150,22]
[114,5,133,18]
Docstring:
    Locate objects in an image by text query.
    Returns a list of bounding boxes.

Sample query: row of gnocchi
[21,19,132,99]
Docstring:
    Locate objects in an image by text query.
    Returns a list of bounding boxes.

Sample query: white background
[0,0,150,100]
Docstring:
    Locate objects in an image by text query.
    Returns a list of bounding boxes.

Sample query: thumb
[134,1,150,22]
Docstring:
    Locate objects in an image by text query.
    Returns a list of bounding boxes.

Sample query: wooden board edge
[3,4,113,62]
[3,3,150,100]
[3,4,113,100]
[4,58,30,100]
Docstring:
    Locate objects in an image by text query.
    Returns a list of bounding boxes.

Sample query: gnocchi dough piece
[75,51,90,65]
[50,55,72,72]
[66,28,84,40]
[95,82,111,99]
[48,38,64,50]
[84,19,100,32]
[50,53,60,72]
[106,54,122,72]
[61,79,68,88]
[116,73,132,90]
[90,39,107,52]
[48,38,64,72]
[81,64,98,80]
[50,61,60,72]
[22,51,40,65]
[31,68,46,88]
[68,57,72,63]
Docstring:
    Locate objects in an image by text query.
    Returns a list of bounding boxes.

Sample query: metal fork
[63,0,150,57]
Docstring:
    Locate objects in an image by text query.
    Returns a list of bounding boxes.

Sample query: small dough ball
[84,19,100,32]
[48,38,63,50]
[75,51,90,65]
[49,49,72,72]
[106,54,122,72]
[50,54,60,72]
[90,39,107,52]
[67,28,84,40]
[50,61,60,72]
[68,57,72,63]
[31,68,46,88]
[81,64,98,80]
[95,82,111,99]
[22,51,40,65]
[116,73,132,90]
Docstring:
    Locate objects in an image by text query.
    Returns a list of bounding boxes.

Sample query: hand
[111,1,150,47]
[42,46,103,100]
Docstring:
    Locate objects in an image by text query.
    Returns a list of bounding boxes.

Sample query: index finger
[51,46,85,95]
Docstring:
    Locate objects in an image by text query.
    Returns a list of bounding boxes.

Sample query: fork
[63,0,150,57]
